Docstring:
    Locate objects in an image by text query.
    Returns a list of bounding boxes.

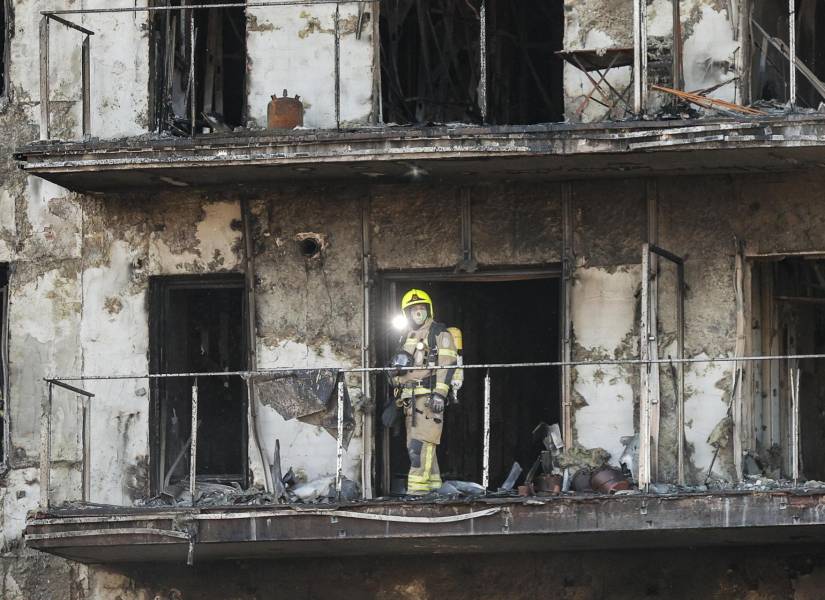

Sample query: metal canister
[590,467,631,494]
[267,89,304,129]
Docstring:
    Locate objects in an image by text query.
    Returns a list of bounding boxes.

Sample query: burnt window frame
[148,273,250,494]
[0,265,9,470]
[1,0,11,101]
[148,0,248,135]
[377,0,565,127]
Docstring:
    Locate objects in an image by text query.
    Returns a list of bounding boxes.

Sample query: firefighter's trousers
[407,438,441,494]
[404,393,444,494]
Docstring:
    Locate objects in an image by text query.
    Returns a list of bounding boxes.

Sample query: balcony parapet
[15,115,825,193]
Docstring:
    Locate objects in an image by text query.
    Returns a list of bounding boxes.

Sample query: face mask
[410,306,428,327]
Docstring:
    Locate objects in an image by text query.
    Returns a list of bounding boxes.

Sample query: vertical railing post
[81,395,91,502]
[39,16,51,140]
[482,370,491,489]
[40,382,53,509]
[788,0,796,107]
[790,363,800,485]
[676,261,686,486]
[479,0,488,122]
[633,0,648,115]
[334,2,341,129]
[189,378,198,505]
[81,34,91,137]
[639,244,651,491]
[189,8,197,137]
[335,380,344,499]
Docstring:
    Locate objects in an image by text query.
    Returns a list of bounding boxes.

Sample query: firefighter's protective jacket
[392,318,457,444]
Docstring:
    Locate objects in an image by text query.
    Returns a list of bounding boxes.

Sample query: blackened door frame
[148,273,249,494]
[373,265,562,495]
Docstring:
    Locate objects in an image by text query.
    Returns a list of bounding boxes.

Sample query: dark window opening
[376,275,560,494]
[752,258,825,481]
[380,0,482,125]
[149,275,248,492]
[751,0,825,108]
[151,1,247,135]
[380,0,564,126]
[485,0,564,125]
[0,265,7,465]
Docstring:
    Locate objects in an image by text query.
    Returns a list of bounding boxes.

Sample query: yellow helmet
[401,289,434,319]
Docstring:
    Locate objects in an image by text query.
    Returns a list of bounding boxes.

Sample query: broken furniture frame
[557,48,634,121]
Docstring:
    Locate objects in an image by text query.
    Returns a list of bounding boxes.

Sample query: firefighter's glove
[389,351,414,375]
[429,393,446,414]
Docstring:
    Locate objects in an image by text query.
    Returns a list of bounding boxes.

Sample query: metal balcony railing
[38,351,818,511]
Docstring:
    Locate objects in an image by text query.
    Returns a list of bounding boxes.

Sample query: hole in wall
[295,232,327,259]
[299,238,320,257]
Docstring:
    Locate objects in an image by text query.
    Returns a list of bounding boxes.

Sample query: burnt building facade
[4,1,825,598]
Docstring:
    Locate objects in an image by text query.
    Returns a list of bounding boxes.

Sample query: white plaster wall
[8,0,149,139]
[256,341,362,486]
[571,266,639,464]
[246,2,373,129]
[563,0,741,121]
[79,0,151,138]
[684,353,732,478]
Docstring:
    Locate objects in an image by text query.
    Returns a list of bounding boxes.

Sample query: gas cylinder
[267,89,304,129]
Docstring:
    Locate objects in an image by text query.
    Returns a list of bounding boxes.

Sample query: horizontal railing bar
[45,352,825,383]
[43,0,379,17]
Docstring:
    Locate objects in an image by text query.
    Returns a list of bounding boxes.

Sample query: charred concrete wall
[5,544,825,599]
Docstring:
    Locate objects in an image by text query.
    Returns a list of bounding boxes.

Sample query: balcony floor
[25,490,825,563]
[14,115,825,193]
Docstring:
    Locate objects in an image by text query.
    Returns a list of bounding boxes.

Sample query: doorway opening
[149,275,248,492]
[751,257,825,481]
[376,272,560,494]
[150,1,247,134]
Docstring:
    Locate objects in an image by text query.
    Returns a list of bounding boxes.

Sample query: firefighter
[390,289,457,495]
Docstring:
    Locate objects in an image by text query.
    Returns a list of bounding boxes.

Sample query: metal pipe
[335,380,344,498]
[360,197,373,498]
[561,184,574,449]
[81,395,91,502]
[241,197,272,493]
[81,35,91,138]
[788,0,796,107]
[482,370,491,489]
[479,0,488,122]
[676,261,686,486]
[189,379,199,505]
[47,353,825,383]
[189,9,196,138]
[633,0,642,114]
[39,382,53,509]
[639,244,651,490]
[791,363,800,484]
[44,1,379,16]
[44,379,94,397]
[334,2,341,129]
[46,14,95,36]
[39,16,50,141]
